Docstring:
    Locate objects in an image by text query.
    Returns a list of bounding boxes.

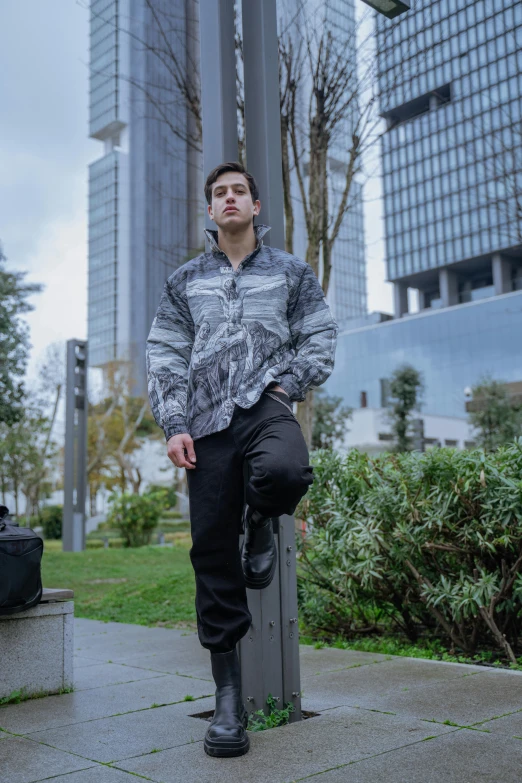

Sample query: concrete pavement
[1,618,522,782]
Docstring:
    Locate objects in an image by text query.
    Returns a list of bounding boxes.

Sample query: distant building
[88,0,202,394]
[338,407,475,455]
[325,291,522,425]
[375,0,522,316]
[325,1,522,439]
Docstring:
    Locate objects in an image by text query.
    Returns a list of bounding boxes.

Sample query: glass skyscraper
[375,0,522,316]
[325,0,522,423]
[88,0,202,392]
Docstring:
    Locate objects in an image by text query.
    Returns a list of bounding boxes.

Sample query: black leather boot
[204,650,250,758]
[241,506,277,590]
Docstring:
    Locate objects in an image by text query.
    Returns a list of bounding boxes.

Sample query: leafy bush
[161,510,183,520]
[40,505,63,540]
[147,484,177,510]
[86,539,104,549]
[295,441,522,663]
[107,493,163,548]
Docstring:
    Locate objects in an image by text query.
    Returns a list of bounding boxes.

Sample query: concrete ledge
[0,596,74,700]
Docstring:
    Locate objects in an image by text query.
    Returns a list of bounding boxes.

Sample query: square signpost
[199,0,301,723]
[63,339,88,552]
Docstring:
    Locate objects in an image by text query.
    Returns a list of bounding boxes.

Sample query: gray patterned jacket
[146,224,338,442]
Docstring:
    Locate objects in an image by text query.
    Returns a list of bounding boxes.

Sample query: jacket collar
[203,224,271,255]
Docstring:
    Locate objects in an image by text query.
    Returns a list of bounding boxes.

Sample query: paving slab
[73,662,167,691]
[0,673,213,734]
[111,648,212,680]
[32,769,139,783]
[74,630,201,663]
[74,621,187,641]
[26,697,213,763]
[305,728,522,783]
[300,656,485,711]
[299,646,390,678]
[119,706,455,783]
[345,668,522,726]
[0,735,96,783]
[73,655,105,669]
[478,709,522,737]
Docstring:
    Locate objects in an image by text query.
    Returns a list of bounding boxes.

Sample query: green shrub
[109,537,125,548]
[40,505,63,540]
[86,539,104,549]
[296,441,522,663]
[161,510,183,520]
[157,519,190,531]
[106,493,163,548]
[147,484,178,510]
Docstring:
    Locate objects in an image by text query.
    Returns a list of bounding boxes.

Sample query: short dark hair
[204,161,259,205]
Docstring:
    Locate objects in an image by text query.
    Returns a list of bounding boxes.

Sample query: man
[146,162,338,758]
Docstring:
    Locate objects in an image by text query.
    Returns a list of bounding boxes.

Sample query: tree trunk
[14,479,19,517]
[297,390,315,451]
[281,114,294,254]
[90,484,98,516]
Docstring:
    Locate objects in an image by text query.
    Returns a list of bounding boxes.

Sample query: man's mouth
[224,207,238,213]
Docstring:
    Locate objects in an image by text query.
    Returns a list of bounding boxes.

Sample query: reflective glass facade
[90,0,121,138]
[88,152,121,366]
[88,0,199,392]
[376,0,522,284]
[326,291,522,419]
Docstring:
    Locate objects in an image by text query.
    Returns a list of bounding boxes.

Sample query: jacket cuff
[276,374,305,402]
[164,419,189,442]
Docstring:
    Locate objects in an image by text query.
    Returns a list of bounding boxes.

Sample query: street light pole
[241,0,285,251]
[199,0,238,232]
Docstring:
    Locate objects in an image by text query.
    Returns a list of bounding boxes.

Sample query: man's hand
[167,433,197,469]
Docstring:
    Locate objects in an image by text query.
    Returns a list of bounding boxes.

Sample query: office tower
[88,0,201,394]
[278,0,368,326]
[325,0,522,425]
[376,0,522,316]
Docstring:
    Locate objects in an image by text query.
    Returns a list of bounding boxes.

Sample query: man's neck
[217,225,257,270]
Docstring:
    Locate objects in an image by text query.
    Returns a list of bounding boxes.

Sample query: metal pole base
[238,463,302,723]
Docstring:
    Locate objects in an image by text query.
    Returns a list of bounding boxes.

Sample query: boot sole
[243,544,278,590]
[204,733,250,757]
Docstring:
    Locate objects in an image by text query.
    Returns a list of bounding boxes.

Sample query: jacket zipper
[265,391,295,416]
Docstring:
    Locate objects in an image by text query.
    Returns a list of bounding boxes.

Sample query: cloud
[24,212,88,381]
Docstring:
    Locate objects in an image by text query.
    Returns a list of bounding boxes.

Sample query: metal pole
[63,339,88,552]
[199,0,238,231]
[241,0,285,250]
[199,0,302,722]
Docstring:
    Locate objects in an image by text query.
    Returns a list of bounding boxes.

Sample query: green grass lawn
[42,542,196,629]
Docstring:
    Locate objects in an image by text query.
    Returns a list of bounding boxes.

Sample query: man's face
[208,172,260,232]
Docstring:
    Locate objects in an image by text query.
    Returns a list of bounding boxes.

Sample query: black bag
[0,505,44,615]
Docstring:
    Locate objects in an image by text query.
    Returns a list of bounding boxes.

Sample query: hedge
[295,441,522,663]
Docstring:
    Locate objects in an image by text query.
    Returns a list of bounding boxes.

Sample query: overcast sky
[0,0,393,382]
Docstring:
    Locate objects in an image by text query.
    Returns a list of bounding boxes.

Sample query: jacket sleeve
[277,263,339,402]
[146,275,195,441]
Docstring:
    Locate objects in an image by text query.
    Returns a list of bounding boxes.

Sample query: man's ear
[253,199,261,216]
[207,203,214,221]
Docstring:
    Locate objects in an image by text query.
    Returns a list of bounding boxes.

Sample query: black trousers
[186,390,313,653]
